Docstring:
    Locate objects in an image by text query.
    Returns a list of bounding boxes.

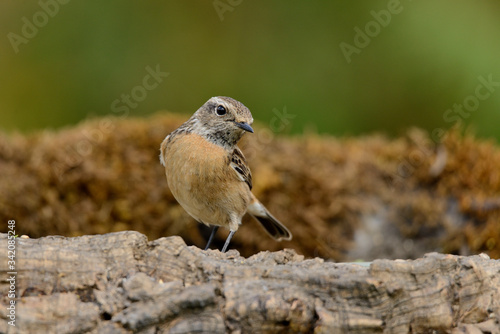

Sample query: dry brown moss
[0,114,499,260]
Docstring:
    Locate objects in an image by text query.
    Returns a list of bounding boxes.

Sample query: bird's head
[193,96,254,148]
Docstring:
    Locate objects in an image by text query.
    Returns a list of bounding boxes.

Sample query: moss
[1,114,499,260]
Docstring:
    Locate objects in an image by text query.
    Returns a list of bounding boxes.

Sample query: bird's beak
[234,122,254,133]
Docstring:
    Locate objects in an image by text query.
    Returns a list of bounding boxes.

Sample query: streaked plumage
[160,96,291,252]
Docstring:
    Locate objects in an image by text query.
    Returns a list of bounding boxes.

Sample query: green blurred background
[1,1,500,140]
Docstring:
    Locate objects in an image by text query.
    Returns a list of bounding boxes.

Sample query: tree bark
[1,231,499,334]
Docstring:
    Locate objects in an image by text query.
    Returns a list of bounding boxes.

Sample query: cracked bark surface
[1,231,499,333]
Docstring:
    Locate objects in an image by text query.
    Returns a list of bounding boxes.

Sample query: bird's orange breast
[161,133,250,228]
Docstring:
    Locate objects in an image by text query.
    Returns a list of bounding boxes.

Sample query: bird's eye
[216,105,226,116]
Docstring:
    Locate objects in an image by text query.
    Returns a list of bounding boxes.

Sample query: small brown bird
[160,96,292,252]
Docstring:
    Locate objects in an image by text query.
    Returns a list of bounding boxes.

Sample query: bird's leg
[204,225,220,250]
[221,230,235,253]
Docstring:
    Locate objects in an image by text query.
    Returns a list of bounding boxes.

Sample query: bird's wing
[159,134,170,166]
[230,147,252,190]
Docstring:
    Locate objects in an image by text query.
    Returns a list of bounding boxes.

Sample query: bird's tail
[247,195,292,241]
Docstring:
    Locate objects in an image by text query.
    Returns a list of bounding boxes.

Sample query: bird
[160,96,292,252]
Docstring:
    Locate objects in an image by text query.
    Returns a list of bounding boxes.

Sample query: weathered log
[1,231,499,333]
